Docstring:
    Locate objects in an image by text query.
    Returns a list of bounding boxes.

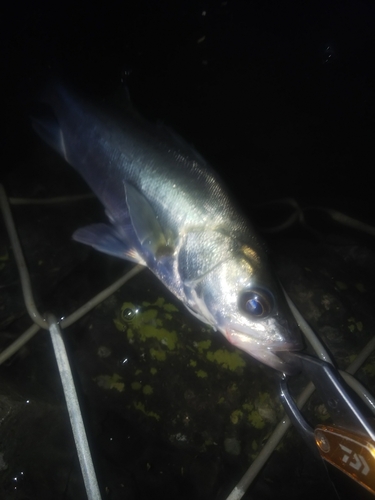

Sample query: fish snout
[224,317,303,373]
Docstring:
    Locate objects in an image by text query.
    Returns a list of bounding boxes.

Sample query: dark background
[2,0,375,220]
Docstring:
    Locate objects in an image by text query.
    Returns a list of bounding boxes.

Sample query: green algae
[142,297,178,312]
[94,373,125,392]
[348,317,363,333]
[247,410,265,429]
[131,382,142,391]
[150,348,166,361]
[206,349,246,371]
[363,361,375,377]
[230,409,243,424]
[114,299,179,351]
[242,403,254,412]
[196,340,211,353]
[133,401,160,421]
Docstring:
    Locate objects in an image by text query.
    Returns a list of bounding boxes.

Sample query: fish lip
[225,323,302,352]
[224,326,303,373]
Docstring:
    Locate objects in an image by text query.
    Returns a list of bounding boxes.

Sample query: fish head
[186,245,303,374]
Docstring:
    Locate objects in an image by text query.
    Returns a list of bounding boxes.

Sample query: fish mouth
[225,324,303,374]
[247,347,302,375]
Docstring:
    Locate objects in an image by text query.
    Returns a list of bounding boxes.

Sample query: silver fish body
[32,83,302,372]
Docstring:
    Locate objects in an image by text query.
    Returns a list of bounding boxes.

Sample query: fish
[32,82,302,373]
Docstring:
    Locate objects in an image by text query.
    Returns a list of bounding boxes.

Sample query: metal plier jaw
[280,352,375,495]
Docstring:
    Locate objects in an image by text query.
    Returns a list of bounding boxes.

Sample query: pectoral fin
[73,223,146,264]
[124,182,173,257]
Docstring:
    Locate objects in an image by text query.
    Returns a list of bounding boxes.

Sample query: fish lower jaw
[224,327,299,351]
[224,329,302,373]
[247,348,300,375]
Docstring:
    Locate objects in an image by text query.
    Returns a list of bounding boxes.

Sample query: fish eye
[239,289,273,318]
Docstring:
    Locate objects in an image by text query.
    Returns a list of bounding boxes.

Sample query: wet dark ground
[2,0,375,499]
